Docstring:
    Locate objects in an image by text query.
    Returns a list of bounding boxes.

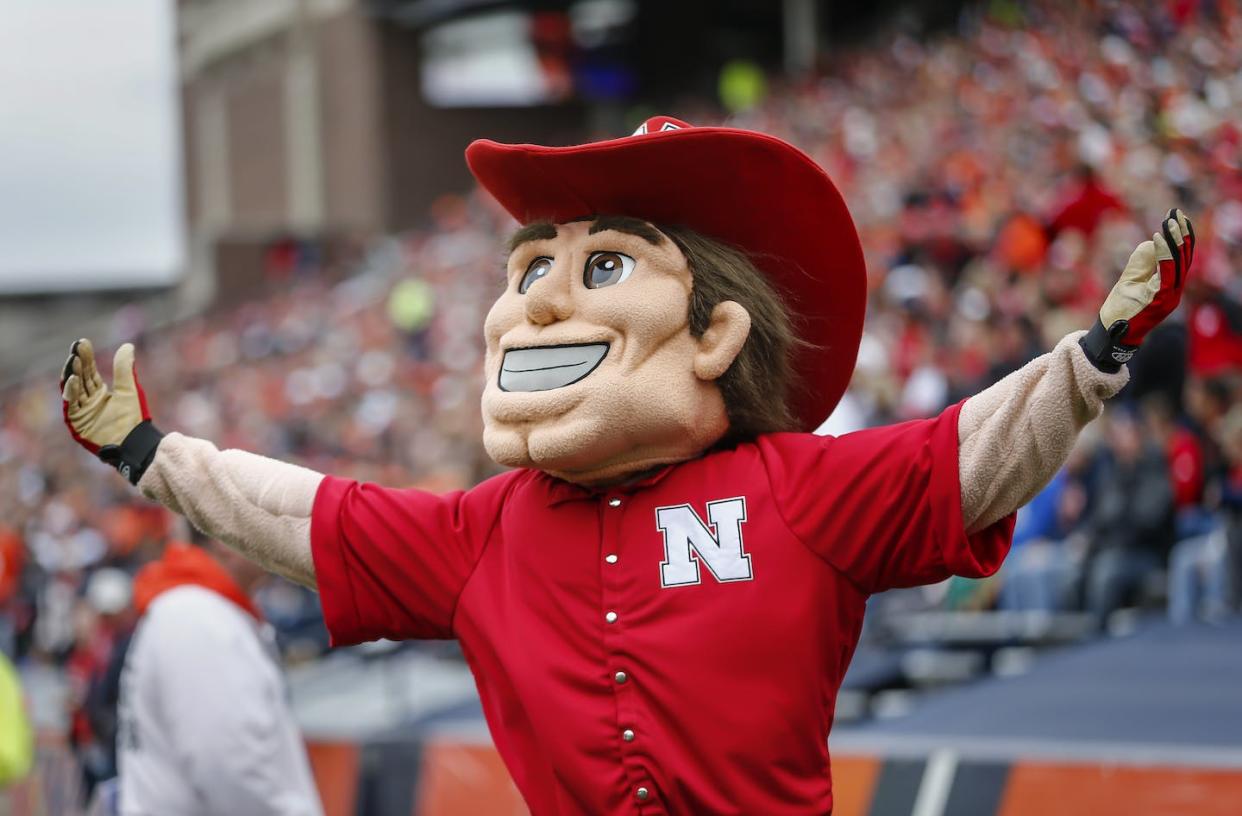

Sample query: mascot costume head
[467,116,867,485]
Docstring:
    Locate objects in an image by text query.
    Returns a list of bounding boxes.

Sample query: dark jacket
[1089,444,1176,559]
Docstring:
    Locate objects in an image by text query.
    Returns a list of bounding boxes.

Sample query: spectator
[0,650,33,789]
[115,534,322,815]
[0,527,24,656]
[1046,164,1128,241]
[1187,293,1242,377]
[1169,405,1242,624]
[999,460,1091,613]
[68,568,135,804]
[1084,409,1176,622]
[1142,393,1206,522]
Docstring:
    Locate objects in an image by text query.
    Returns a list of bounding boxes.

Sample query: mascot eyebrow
[507,216,665,254]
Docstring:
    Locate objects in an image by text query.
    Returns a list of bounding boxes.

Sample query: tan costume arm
[959,211,1196,532]
[137,433,323,589]
[958,331,1128,534]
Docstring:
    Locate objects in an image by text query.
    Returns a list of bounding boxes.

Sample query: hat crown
[631,116,692,136]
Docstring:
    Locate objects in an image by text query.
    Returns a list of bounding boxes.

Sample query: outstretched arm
[958,209,1195,533]
[958,332,1126,533]
[138,435,321,588]
[60,340,321,588]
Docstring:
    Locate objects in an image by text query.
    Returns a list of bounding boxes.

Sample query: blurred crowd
[731,0,1242,625]
[1,0,1241,789]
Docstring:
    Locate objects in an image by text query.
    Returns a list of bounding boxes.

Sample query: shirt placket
[599,492,663,813]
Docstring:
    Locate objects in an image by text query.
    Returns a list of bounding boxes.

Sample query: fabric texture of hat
[466,116,867,431]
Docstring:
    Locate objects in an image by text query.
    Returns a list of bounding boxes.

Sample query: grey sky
[0,0,183,293]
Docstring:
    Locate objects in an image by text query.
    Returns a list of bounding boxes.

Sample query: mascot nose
[525,276,574,325]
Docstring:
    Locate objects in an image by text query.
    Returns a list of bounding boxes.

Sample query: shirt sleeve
[310,471,519,644]
[759,400,1015,595]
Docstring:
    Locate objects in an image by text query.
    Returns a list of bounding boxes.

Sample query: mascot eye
[518,257,553,293]
[583,252,635,289]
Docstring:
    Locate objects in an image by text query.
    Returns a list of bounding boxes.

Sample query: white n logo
[655,497,753,588]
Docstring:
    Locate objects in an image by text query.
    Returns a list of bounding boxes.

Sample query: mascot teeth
[499,343,609,392]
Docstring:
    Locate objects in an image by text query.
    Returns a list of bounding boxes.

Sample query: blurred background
[1,0,1240,814]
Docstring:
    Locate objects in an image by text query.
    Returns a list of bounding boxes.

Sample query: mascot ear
[693,301,751,382]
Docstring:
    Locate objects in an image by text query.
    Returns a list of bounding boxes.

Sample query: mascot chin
[61,115,1194,814]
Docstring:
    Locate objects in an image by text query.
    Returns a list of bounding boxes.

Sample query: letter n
[655,498,753,588]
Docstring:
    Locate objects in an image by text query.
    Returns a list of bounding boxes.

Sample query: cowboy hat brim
[465,124,866,432]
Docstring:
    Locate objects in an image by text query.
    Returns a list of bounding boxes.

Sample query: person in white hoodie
[115,533,323,816]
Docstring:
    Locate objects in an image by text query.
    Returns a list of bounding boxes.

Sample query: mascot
[61,117,1194,814]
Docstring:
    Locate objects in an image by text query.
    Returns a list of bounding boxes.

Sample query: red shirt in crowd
[0,528,23,605]
[311,401,1014,815]
[1167,427,1205,509]
[1047,176,1127,239]
[1189,300,1242,376]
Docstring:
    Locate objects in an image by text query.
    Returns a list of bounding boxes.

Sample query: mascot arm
[138,434,322,589]
[61,339,321,588]
[957,209,1194,534]
[957,332,1126,534]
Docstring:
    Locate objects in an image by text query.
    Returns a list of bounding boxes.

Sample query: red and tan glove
[1080,208,1195,372]
[60,339,163,485]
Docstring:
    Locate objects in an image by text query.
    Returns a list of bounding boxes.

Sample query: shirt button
[608,497,622,507]
[615,671,628,684]
[605,611,618,624]
[622,728,635,741]
[636,786,649,801]
[605,554,618,564]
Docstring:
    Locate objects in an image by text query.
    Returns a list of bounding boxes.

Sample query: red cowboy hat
[465,115,866,431]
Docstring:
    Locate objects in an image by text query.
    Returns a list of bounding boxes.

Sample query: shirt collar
[537,462,681,505]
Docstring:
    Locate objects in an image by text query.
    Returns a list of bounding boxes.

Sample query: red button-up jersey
[311,402,1013,814]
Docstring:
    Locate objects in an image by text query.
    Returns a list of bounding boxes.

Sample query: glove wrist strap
[1079,318,1137,374]
[98,421,163,486]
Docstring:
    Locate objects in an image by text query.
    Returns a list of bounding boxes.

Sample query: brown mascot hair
[660,223,801,444]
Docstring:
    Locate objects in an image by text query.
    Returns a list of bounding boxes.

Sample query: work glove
[1080,208,1195,372]
[60,339,163,485]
